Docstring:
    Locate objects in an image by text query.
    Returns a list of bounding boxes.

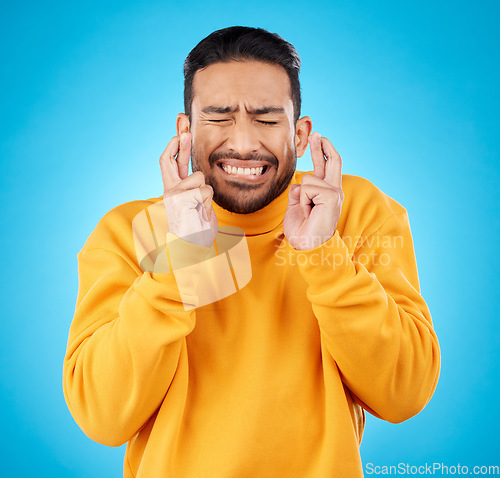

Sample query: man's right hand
[160,132,218,247]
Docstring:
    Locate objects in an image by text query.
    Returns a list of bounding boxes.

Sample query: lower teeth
[222,166,264,176]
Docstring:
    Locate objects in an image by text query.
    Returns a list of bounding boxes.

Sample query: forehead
[191,60,292,112]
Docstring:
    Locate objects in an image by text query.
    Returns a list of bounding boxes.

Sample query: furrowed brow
[248,106,285,115]
[202,105,239,114]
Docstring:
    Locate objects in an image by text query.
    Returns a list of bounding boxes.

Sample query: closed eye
[257,120,278,125]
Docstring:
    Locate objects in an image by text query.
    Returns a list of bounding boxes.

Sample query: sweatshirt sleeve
[288,211,440,423]
[63,206,214,447]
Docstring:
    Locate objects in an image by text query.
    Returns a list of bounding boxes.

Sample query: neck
[212,171,300,235]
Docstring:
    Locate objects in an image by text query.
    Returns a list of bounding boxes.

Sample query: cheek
[193,128,222,158]
[192,135,210,161]
[273,131,296,161]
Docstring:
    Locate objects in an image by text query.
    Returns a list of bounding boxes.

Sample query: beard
[191,145,297,214]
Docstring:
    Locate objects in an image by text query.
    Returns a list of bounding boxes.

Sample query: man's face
[187,60,299,214]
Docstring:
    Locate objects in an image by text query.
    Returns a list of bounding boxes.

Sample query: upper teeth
[222,165,265,176]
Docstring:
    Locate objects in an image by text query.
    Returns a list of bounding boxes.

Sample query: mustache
[208,150,278,168]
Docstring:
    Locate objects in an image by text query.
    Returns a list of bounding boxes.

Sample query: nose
[225,120,260,157]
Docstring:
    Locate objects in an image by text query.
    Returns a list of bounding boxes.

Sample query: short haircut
[183,26,301,122]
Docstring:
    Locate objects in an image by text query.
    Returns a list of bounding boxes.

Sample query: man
[63,26,440,477]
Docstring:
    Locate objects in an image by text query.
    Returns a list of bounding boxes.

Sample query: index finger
[320,137,342,189]
[177,132,191,180]
[159,136,181,191]
[309,132,326,179]
[159,132,192,191]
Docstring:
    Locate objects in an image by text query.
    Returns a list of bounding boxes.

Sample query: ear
[294,116,313,157]
[176,113,190,136]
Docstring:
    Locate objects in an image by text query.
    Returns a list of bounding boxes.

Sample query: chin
[213,176,292,214]
[212,189,267,214]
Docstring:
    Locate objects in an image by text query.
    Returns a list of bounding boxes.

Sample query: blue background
[1,0,498,475]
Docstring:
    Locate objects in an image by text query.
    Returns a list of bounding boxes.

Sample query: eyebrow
[201,105,285,115]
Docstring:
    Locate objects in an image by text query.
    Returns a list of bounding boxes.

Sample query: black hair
[183,26,301,122]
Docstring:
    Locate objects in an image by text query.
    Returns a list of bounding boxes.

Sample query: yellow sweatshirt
[63,172,440,477]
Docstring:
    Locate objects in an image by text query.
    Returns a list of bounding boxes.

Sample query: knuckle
[191,171,205,181]
[300,183,314,195]
[332,188,344,204]
[160,153,169,165]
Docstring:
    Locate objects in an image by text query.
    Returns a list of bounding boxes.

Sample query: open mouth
[216,160,272,181]
[219,164,268,176]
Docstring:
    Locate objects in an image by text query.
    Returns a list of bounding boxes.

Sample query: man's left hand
[283,132,344,251]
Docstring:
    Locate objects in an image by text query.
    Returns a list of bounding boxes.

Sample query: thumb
[288,184,301,206]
